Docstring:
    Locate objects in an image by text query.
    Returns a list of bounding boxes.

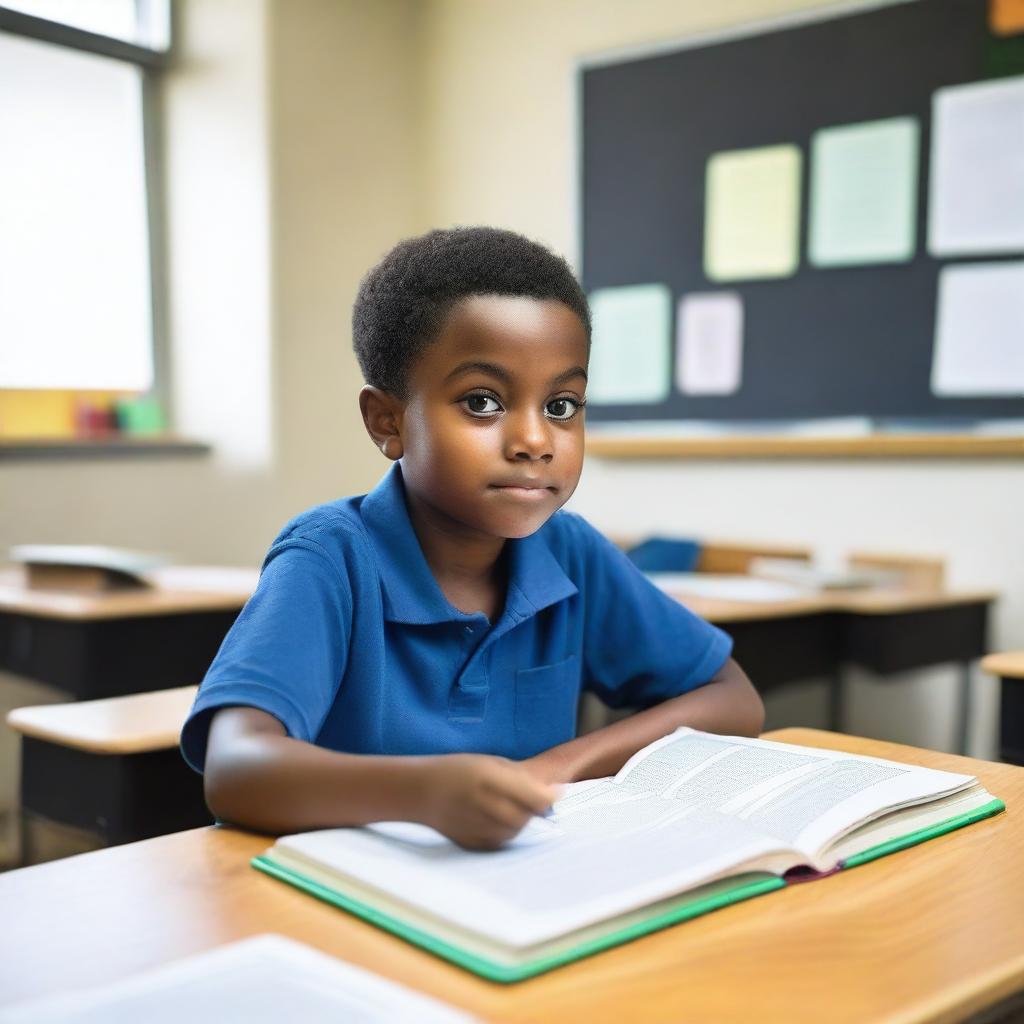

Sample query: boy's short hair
[352,226,591,397]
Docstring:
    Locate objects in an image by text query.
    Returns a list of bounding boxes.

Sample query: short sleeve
[180,540,352,772]
[574,521,733,708]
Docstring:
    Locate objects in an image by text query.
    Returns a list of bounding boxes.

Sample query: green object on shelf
[115,396,166,435]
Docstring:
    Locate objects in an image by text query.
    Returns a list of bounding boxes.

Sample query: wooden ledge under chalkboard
[584,434,1024,460]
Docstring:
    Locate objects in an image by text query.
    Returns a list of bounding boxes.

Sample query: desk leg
[957,662,971,756]
[1000,676,1024,765]
[828,669,844,733]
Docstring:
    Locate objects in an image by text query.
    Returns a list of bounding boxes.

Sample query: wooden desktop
[0,566,257,698]
[0,729,1019,1022]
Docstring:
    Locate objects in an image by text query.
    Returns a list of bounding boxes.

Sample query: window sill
[0,434,211,461]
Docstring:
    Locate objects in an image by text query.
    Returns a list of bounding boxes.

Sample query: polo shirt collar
[359,463,577,626]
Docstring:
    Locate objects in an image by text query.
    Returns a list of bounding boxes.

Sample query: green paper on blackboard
[588,285,672,405]
[809,117,919,267]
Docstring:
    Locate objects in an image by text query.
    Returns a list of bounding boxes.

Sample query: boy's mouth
[489,480,557,499]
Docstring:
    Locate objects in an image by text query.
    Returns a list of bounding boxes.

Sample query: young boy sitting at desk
[181,227,763,850]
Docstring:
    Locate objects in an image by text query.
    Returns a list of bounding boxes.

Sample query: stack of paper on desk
[9,544,166,592]
[254,729,1003,983]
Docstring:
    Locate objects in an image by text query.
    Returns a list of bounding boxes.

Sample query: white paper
[676,292,744,395]
[645,572,806,603]
[928,75,1024,256]
[0,935,475,1024]
[931,261,1024,397]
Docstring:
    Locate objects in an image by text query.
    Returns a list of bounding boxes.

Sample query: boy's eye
[544,397,583,421]
[463,394,503,416]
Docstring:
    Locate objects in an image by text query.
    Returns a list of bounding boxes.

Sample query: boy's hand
[519,748,575,786]
[419,754,556,851]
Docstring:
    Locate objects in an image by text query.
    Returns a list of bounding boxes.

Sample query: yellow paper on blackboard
[704,144,801,282]
[809,117,919,267]
[588,285,671,405]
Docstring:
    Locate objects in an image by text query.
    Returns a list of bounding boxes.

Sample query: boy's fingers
[492,770,557,816]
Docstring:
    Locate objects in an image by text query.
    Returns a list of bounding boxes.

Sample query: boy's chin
[489,510,559,541]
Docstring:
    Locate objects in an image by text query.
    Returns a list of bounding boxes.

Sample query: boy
[181,227,763,850]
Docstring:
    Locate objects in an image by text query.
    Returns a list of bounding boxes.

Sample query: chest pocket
[514,654,580,758]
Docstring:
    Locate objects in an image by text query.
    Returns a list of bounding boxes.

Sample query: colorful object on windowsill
[74,397,118,438]
[114,395,166,435]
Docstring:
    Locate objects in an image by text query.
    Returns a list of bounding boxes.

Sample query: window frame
[0,2,174,416]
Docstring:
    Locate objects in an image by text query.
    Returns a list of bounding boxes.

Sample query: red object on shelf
[73,399,118,437]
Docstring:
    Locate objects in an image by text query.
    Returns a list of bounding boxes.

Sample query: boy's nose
[506,413,554,462]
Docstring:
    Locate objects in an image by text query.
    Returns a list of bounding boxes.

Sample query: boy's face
[396,294,588,541]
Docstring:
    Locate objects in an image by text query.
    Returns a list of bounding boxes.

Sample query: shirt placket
[447,619,490,722]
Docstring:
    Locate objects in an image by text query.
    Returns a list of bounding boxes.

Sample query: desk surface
[982,652,1024,680]
[6,685,197,754]
[0,564,993,626]
[0,729,1020,1023]
[0,566,259,621]
[676,586,996,624]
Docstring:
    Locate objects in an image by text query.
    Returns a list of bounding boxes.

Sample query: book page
[282,804,790,948]
[611,729,976,860]
[0,935,475,1023]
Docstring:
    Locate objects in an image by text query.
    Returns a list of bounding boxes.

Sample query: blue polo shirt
[180,464,732,771]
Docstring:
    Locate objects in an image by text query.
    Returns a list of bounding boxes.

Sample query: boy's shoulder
[267,494,373,563]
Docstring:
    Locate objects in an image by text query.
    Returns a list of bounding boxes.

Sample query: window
[0,2,171,418]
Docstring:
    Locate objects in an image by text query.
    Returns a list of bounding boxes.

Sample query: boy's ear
[359,385,405,461]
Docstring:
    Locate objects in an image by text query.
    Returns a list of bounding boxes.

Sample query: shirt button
[464,625,474,634]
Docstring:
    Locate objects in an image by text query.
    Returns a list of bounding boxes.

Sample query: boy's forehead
[427,294,588,374]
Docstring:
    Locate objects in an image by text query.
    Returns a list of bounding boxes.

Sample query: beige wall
[1,0,1020,759]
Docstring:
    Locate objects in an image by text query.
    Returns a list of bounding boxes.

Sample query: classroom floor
[0,671,65,870]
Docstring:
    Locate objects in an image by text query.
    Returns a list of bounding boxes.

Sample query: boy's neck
[404,490,508,620]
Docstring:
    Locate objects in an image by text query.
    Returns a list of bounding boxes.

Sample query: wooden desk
[982,652,1024,766]
[0,729,1019,1023]
[676,589,995,753]
[0,560,994,747]
[0,566,257,698]
[7,688,208,858]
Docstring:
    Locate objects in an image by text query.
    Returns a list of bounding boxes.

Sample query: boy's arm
[203,707,555,849]
[522,658,764,785]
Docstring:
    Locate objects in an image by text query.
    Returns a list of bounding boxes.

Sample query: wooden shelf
[0,434,210,460]
[585,433,1024,459]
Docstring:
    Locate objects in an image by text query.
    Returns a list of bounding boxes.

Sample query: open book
[253,729,1004,983]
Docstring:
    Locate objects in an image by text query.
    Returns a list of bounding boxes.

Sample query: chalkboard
[580,0,1024,426]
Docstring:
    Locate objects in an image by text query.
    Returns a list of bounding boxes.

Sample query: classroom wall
[415,0,1024,758]
[0,0,415,564]
[1,0,1020,760]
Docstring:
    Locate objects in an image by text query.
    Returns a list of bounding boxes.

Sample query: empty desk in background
[0,567,257,699]
[7,686,206,863]
[981,652,1024,765]
[0,730,1020,1023]
[673,587,995,753]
